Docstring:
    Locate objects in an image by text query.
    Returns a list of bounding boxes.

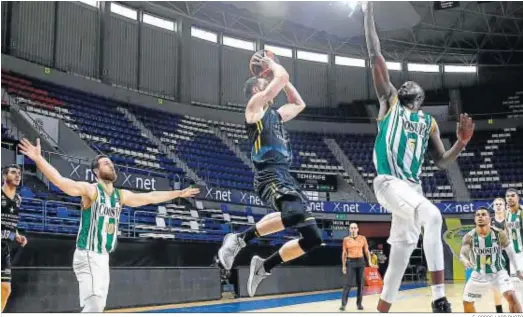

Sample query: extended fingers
[19,138,33,148]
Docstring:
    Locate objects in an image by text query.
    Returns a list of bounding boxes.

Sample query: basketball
[249,49,279,77]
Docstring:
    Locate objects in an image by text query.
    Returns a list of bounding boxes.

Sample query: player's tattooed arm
[277,83,306,123]
[499,230,523,275]
[363,2,397,119]
[459,233,473,268]
[499,229,511,248]
[429,114,475,169]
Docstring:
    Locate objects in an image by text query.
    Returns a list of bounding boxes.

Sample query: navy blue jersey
[246,108,292,169]
[492,217,506,231]
[1,190,21,241]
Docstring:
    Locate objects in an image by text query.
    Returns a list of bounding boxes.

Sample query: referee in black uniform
[1,164,27,312]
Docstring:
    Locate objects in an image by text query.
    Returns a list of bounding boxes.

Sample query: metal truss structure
[133,1,523,66]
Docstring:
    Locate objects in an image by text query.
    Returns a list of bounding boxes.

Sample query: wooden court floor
[110,282,514,313]
[256,283,508,313]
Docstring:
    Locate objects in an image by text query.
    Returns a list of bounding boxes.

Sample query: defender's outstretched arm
[364,2,397,119]
[429,114,475,169]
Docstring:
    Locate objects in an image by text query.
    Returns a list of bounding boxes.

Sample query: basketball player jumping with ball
[18,138,200,312]
[363,2,475,312]
[218,51,324,297]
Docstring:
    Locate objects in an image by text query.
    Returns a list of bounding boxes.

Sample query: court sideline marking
[136,283,426,313]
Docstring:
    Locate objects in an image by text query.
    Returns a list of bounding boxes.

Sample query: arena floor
[109,282,506,313]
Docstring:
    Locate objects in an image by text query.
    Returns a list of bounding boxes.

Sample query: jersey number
[408,138,416,150]
[1,230,12,240]
[105,223,115,235]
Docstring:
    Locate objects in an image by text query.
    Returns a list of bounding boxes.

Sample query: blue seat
[56,207,69,218]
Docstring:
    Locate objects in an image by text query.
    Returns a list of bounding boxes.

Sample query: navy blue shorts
[254,166,308,211]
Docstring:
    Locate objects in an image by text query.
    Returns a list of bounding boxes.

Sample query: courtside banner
[198,185,497,214]
[6,267,220,312]
[307,200,487,214]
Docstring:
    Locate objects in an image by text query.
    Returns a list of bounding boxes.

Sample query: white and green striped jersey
[506,206,523,254]
[373,96,436,184]
[76,184,122,254]
[469,229,504,274]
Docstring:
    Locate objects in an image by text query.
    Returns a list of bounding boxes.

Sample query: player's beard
[99,169,117,183]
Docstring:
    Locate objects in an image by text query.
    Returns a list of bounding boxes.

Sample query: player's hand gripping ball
[249,49,279,78]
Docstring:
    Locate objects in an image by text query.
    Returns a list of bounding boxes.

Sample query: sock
[495,305,503,313]
[82,296,105,312]
[431,284,445,301]
[239,226,259,243]
[263,252,283,273]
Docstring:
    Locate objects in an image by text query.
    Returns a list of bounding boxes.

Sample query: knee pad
[278,196,306,228]
[82,295,105,313]
[297,223,323,253]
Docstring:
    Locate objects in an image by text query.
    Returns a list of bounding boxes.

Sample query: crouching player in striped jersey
[18,138,199,312]
[460,207,523,313]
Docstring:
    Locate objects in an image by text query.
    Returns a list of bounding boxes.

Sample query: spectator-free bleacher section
[334,134,456,201]
[129,107,254,191]
[457,128,523,199]
[2,69,522,245]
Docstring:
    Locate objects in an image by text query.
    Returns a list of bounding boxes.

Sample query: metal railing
[19,202,341,244]
[43,200,81,228]
[6,94,67,154]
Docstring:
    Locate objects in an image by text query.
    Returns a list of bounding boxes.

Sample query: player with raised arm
[363,2,475,313]
[217,51,324,297]
[18,138,199,312]
[460,207,522,313]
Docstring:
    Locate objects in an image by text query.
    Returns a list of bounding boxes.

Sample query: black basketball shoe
[432,297,452,313]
